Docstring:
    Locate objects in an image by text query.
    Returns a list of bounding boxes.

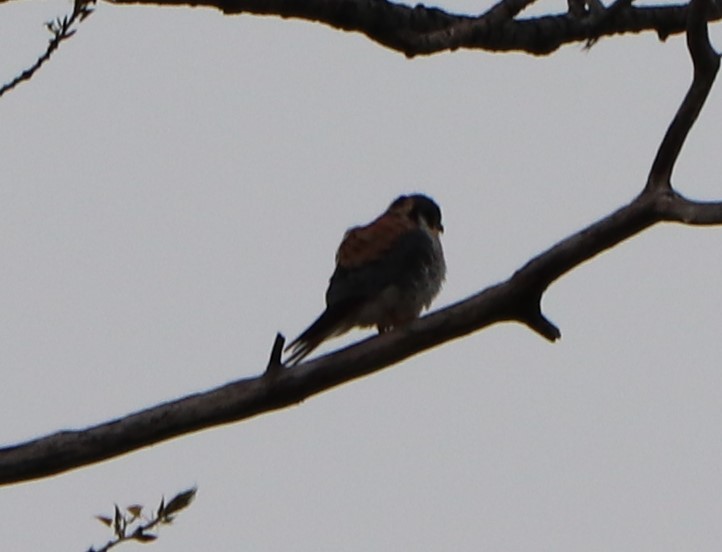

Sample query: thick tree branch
[2,195,719,487]
[0,0,719,486]
[3,0,718,97]
[108,0,722,56]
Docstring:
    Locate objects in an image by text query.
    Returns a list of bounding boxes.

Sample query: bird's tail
[284,307,350,366]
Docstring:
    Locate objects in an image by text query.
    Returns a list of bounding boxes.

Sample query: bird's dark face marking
[389,194,443,233]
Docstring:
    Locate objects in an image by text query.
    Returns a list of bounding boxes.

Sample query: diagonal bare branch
[0,0,96,98]
[0,202,715,485]
[0,189,717,487]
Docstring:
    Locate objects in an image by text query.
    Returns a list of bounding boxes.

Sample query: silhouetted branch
[108,0,722,56]
[1,0,718,97]
[0,0,95,98]
[645,0,720,191]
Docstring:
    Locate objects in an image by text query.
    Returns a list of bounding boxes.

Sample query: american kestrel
[285,194,446,365]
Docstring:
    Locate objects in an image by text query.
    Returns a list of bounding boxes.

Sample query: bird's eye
[408,197,442,231]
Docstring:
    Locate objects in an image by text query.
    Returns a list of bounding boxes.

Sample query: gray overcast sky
[1,1,722,550]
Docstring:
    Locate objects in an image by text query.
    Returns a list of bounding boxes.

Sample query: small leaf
[127,504,144,518]
[156,497,165,518]
[133,532,158,543]
[162,487,197,518]
[132,527,158,543]
[113,504,125,538]
[95,515,112,527]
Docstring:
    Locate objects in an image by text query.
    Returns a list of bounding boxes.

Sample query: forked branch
[107,0,722,56]
[2,0,719,97]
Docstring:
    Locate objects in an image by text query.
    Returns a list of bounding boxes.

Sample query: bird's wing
[335,213,415,268]
[327,217,436,308]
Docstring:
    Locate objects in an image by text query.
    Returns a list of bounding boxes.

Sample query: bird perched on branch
[285,194,446,365]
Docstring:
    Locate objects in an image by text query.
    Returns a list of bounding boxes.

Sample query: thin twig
[0,0,95,98]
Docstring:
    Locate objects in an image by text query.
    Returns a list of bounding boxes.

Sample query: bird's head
[388,194,444,234]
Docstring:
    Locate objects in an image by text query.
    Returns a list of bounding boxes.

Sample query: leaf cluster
[87,487,197,552]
